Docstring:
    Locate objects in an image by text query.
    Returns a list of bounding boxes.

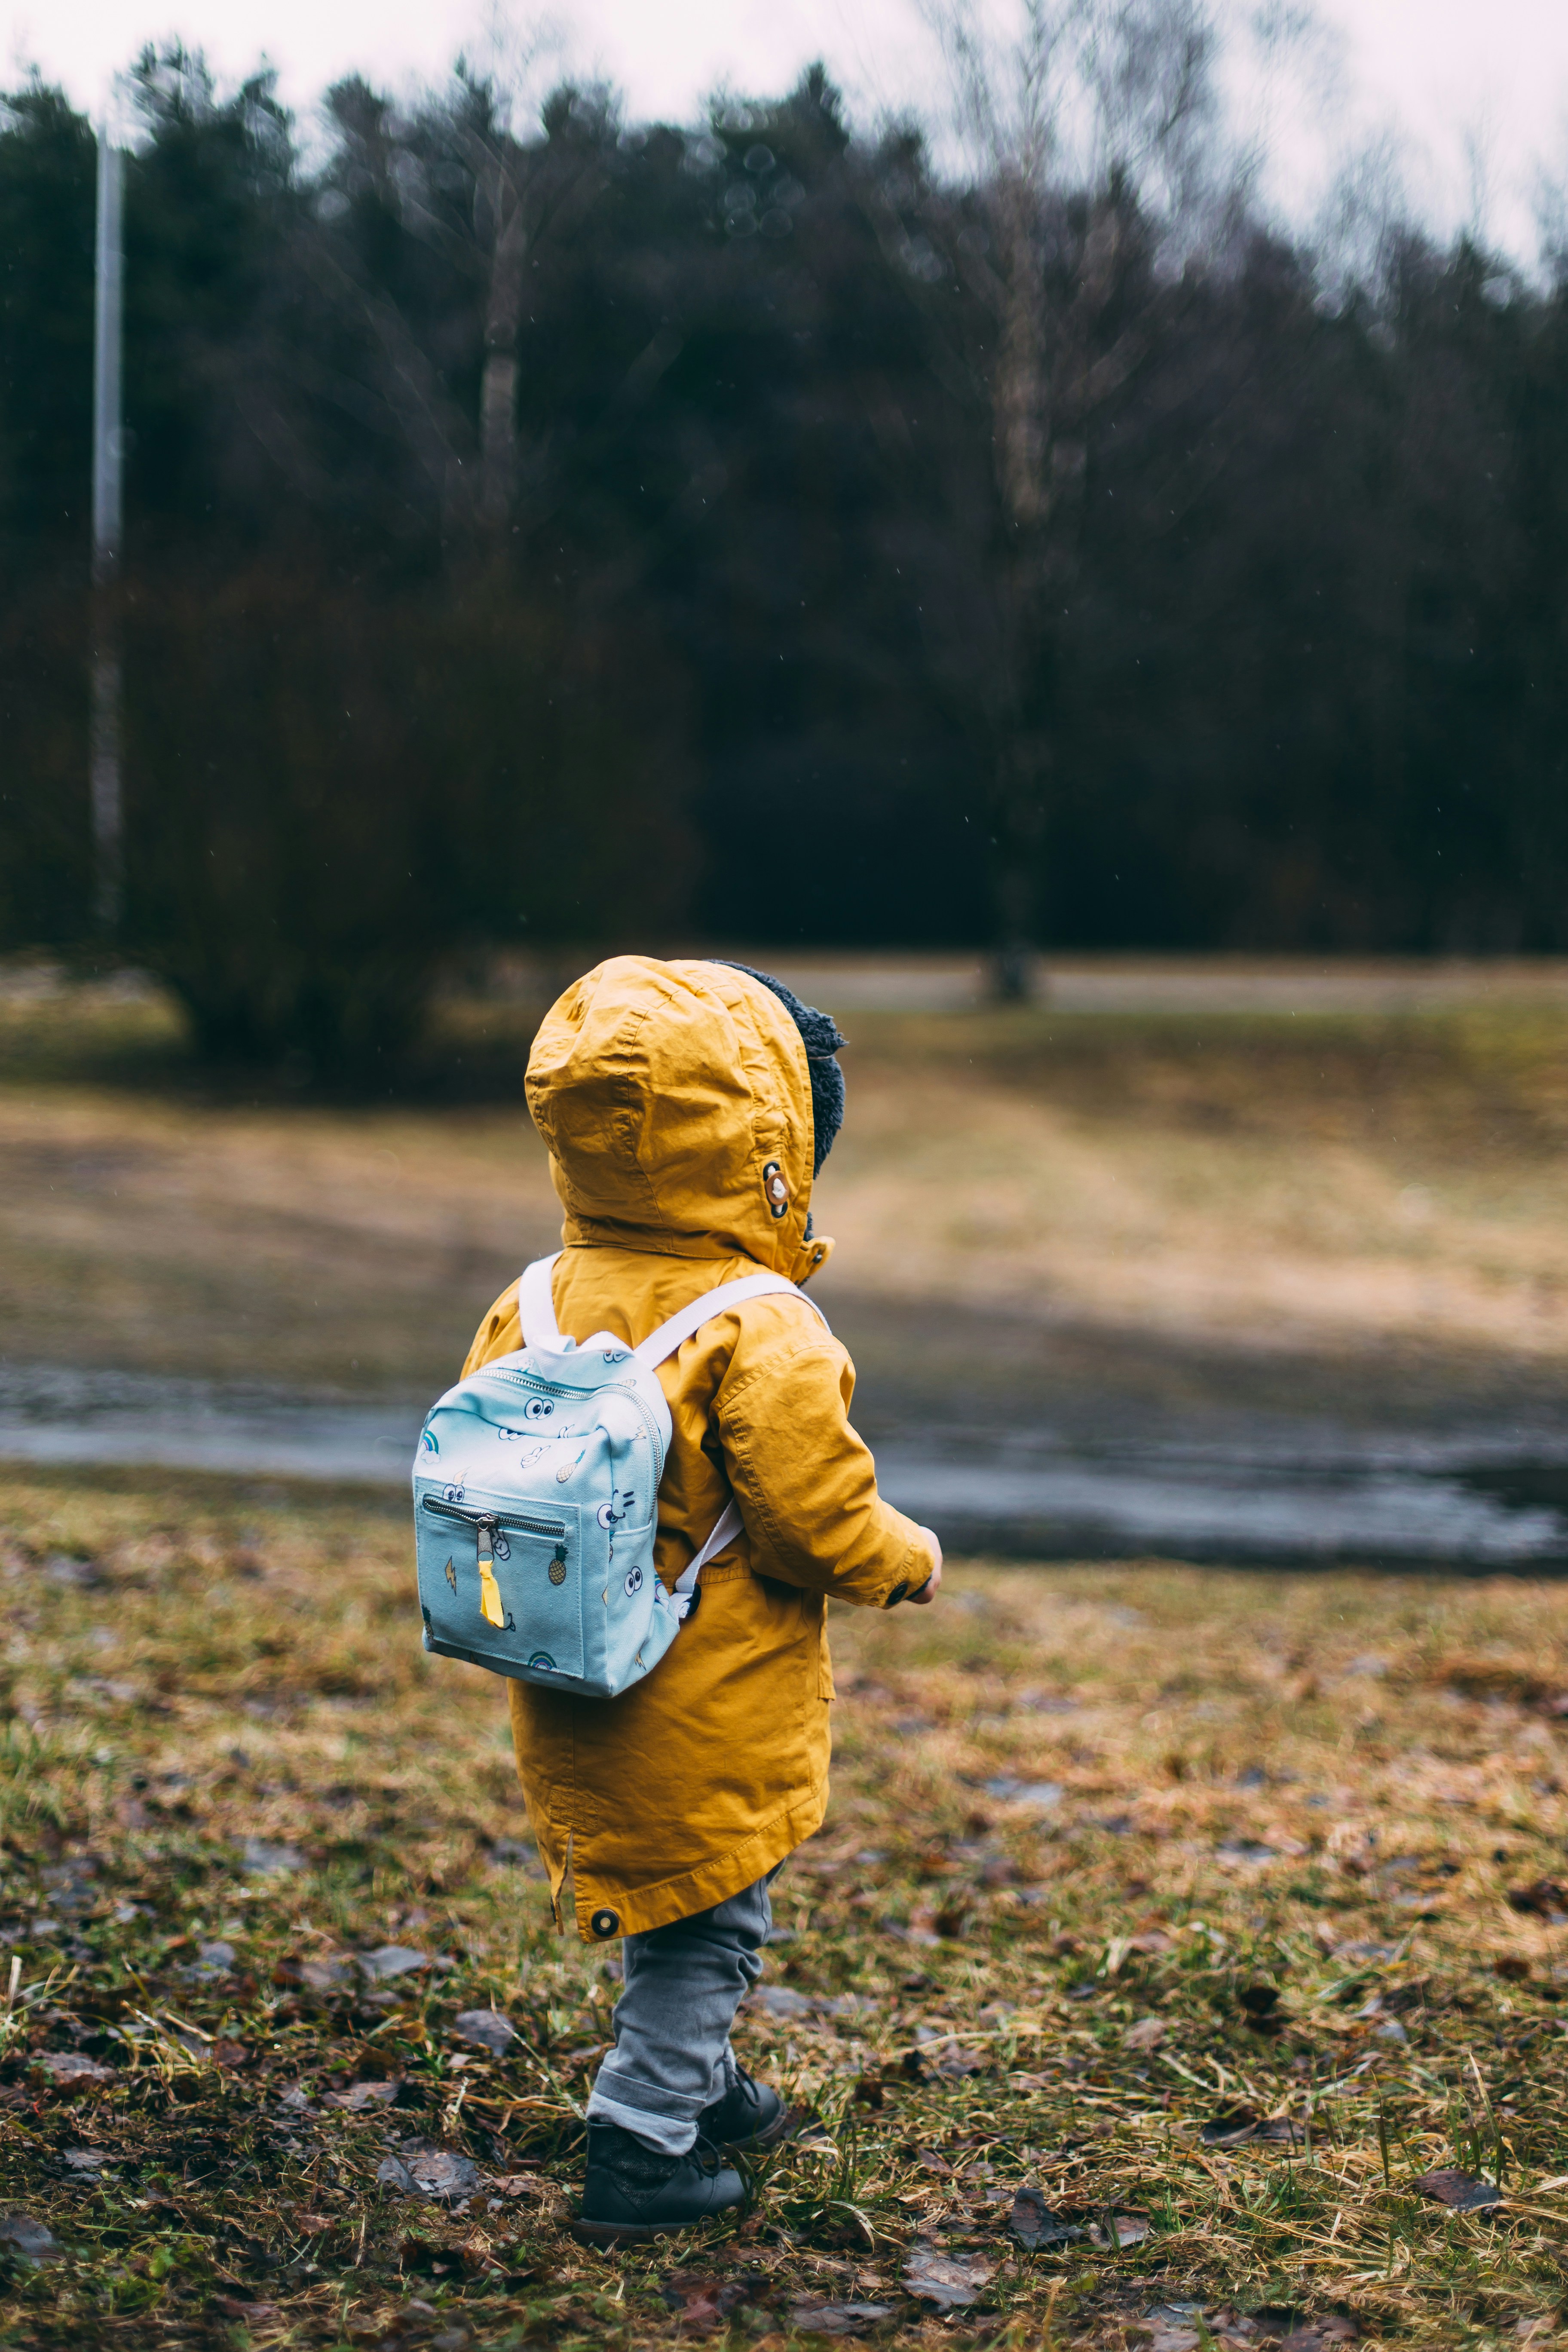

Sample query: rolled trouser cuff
[587,2060,706,2156]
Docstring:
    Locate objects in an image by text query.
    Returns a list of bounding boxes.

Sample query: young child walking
[459,955,942,2240]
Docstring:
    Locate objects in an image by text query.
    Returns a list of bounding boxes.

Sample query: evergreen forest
[2,27,1566,1066]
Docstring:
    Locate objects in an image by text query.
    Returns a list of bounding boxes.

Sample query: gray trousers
[585,1869,777,2157]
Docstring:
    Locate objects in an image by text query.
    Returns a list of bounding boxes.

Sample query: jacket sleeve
[462,1284,522,1376]
[714,1320,935,1609]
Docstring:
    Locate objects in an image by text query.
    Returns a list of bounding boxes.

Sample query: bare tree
[319,22,608,546]
[918,0,1243,993]
[455,13,578,532]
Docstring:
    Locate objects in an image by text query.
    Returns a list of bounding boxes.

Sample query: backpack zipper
[421,1496,567,1540]
[465,1367,668,1487]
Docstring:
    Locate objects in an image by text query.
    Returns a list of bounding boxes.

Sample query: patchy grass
[4,1471,1568,2346]
[821,999,1568,1370]
[3,963,1567,1396]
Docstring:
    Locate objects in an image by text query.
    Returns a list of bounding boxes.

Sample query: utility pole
[91,119,125,933]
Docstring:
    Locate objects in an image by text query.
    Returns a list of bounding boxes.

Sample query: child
[460,955,941,2241]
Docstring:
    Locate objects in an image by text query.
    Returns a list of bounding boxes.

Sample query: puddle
[3,1362,1566,1567]
[874,1439,1568,1565]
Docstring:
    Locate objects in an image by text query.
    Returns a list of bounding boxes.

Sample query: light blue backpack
[411,1254,827,1697]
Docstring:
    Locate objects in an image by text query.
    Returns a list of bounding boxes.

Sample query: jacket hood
[525,955,833,1282]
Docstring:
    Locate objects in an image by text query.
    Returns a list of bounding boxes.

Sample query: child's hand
[907,1530,943,1605]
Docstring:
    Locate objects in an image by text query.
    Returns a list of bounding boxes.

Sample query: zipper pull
[475,1517,506,1629]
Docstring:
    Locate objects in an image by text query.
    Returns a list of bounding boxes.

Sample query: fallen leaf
[31,2052,114,2089]
[453,2007,516,2056]
[300,1957,351,1993]
[62,2149,111,2173]
[787,2303,894,2336]
[663,2267,752,2324]
[903,2243,993,2309]
[485,2173,545,2199]
[377,2150,480,2200]
[293,2210,335,2235]
[1508,1880,1568,1920]
[0,2212,59,2264]
[1010,2185,1087,2249]
[214,2297,280,2321]
[748,1984,813,2020]
[982,1778,1063,1809]
[663,2270,770,2333]
[326,2079,401,2110]
[1280,2321,1359,2349]
[914,2147,953,2176]
[1123,2017,1167,2051]
[1090,2211,1150,2249]
[1201,2107,1264,2146]
[358,1945,431,1981]
[1414,2168,1502,2211]
[239,1838,303,1875]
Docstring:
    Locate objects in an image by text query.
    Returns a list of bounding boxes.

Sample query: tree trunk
[479,155,528,530]
[987,171,1053,999]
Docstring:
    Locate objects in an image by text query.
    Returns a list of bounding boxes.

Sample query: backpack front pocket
[416,1493,585,1679]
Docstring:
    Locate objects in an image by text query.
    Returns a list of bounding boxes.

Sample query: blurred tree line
[1,28,1565,1067]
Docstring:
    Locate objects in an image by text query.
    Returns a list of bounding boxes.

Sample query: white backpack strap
[668,1499,744,1620]
[637,1271,831,1620]
[632,1272,829,1372]
[518,1253,564,1350]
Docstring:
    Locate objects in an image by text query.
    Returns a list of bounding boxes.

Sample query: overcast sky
[7,0,1568,260]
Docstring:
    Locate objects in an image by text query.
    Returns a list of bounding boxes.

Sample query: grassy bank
[2,964,1567,1398]
[3,1469,1568,2345]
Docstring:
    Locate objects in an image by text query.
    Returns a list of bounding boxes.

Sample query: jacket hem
[571,1781,829,1942]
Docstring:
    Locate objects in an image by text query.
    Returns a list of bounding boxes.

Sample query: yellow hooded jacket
[462,956,932,1942]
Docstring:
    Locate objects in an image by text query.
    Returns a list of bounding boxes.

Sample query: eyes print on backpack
[594,1489,637,1532]
[623,1565,643,1597]
[442,1483,465,1504]
[524,1396,554,1421]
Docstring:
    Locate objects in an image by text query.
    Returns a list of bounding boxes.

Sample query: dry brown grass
[4,967,1568,2344]
[4,1469,1568,2347]
[820,1004,1568,1367]
[2,972,1566,1392]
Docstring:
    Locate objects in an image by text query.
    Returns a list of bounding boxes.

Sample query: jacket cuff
[882,1537,936,1608]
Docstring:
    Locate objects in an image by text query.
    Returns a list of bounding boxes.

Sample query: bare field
[5,1470,1568,2345]
[2,967,1567,1397]
[4,965,1568,2345]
